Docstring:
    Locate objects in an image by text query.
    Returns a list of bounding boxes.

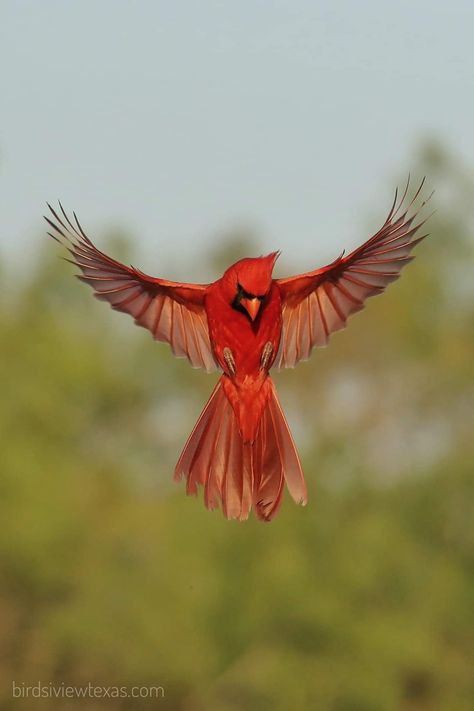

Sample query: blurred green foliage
[1,145,473,709]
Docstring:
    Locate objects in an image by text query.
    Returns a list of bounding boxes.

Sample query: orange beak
[241,297,261,322]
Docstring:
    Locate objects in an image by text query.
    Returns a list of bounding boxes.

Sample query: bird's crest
[230,251,280,296]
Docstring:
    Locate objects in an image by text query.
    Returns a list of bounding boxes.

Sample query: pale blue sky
[1,1,473,280]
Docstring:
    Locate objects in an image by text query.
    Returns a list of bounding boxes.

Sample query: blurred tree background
[1,144,473,710]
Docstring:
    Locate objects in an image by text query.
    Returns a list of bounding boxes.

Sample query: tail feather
[203,403,229,510]
[253,401,285,521]
[174,376,307,521]
[222,420,245,519]
[174,388,213,493]
[267,390,307,506]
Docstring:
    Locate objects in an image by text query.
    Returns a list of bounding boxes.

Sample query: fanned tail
[174,377,307,521]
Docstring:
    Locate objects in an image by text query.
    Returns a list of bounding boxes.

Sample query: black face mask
[232,283,264,315]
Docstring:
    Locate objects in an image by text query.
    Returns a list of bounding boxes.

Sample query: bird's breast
[206,285,282,378]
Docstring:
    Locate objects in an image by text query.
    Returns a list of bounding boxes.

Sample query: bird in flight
[46,179,431,521]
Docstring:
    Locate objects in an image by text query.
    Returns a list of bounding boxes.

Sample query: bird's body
[47,179,431,521]
[207,280,281,386]
[205,263,282,442]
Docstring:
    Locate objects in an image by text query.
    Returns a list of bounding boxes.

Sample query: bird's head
[222,252,280,321]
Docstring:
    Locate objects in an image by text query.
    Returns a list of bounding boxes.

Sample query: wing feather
[46,203,218,372]
[276,179,432,368]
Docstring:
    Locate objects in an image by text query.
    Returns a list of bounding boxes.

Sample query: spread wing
[275,179,432,368]
[46,203,218,372]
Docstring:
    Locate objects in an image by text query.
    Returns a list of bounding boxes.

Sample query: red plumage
[46,179,431,521]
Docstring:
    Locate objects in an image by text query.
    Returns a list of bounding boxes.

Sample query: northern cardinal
[46,180,430,521]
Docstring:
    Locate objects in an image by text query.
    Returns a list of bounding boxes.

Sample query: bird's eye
[237,282,264,300]
[237,283,252,299]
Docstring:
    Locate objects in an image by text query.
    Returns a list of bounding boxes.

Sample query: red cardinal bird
[46,180,431,521]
